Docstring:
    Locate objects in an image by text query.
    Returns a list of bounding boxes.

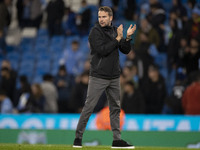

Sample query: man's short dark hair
[99,6,113,16]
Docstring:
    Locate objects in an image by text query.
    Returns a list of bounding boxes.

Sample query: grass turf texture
[0,144,199,150]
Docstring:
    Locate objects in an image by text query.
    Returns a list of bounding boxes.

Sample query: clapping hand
[116,24,123,42]
[126,24,136,39]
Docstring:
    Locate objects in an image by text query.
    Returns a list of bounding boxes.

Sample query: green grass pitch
[0,144,199,150]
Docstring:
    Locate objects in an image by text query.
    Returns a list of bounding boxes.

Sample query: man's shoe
[73,138,82,148]
[112,139,135,149]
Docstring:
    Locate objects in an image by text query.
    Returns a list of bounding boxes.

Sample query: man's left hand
[126,24,136,39]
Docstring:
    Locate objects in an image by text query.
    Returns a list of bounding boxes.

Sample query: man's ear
[110,16,113,22]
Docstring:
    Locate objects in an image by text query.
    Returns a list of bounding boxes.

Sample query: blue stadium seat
[35,36,49,47]
[10,60,20,70]
[50,36,65,46]
[35,60,51,76]
[49,44,64,53]
[21,52,35,61]
[36,52,51,61]
[37,28,48,37]
[6,51,21,62]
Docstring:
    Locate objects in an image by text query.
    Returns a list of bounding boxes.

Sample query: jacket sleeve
[89,27,118,56]
[118,38,131,54]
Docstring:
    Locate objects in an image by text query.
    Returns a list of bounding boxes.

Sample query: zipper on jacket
[97,57,102,69]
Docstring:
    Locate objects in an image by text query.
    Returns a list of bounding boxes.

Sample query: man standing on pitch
[73,6,136,149]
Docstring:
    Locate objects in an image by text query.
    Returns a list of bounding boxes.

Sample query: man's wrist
[126,35,132,41]
[116,36,121,42]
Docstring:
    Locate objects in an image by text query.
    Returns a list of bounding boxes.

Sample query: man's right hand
[116,24,123,42]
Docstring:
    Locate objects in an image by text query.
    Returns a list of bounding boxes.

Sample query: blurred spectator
[121,81,145,114]
[16,83,45,113]
[149,0,164,9]
[140,64,167,114]
[177,37,190,66]
[162,79,185,114]
[69,71,89,113]
[59,40,85,76]
[170,0,188,24]
[41,74,58,113]
[182,38,200,75]
[182,73,200,114]
[135,33,154,79]
[167,18,182,71]
[14,75,31,107]
[76,0,91,36]
[122,65,139,88]
[1,60,17,100]
[54,65,74,113]
[46,0,64,36]
[0,0,11,52]
[62,7,78,36]
[183,6,200,42]
[139,3,150,20]
[186,0,197,19]
[16,0,43,29]
[134,18,160,49]
[0,89,13,113]
[123,0,137,20]
[0,67,16,103]
[27,83,45,113]
[124,49,143,79]
[147,2,166,51]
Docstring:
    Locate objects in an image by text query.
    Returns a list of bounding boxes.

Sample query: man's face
[98,11,112,27]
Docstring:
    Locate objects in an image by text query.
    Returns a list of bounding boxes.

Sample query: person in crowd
[46,0,64,36]
[182,73,200,115]
[170,0,188,24]
[183,6,200,42]
[162,71,185,114]
[135,32,154,79]
[1,60,17,90]
[147,2,166,51]
[167,18,182,72]
[76,0,91,36]
[121,81,145,114]
[41,74,58,113]
[186,0,197,19]
[16,83,45,113]
[27,83,45,113]
[14,75,31,108]
[0,0,11,52]
[134,18,160,49]
[1,59,17,76]
[122,65,139,88]
[177,36,190,66]
[139,3,150,21]
[124,49,143,79]
[182,38,200,75]
[0,89,13,113]
[140,64,167,114]
[63,7,78,36]
[149,0,164,9]
[54,65,74,113]
[69,71,89,113]
[59,40,85,76]
[0,67,16,104]
[16,0,43,29]
[123,0,137,21]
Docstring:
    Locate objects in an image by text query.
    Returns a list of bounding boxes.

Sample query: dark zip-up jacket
[88,23,131,79]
